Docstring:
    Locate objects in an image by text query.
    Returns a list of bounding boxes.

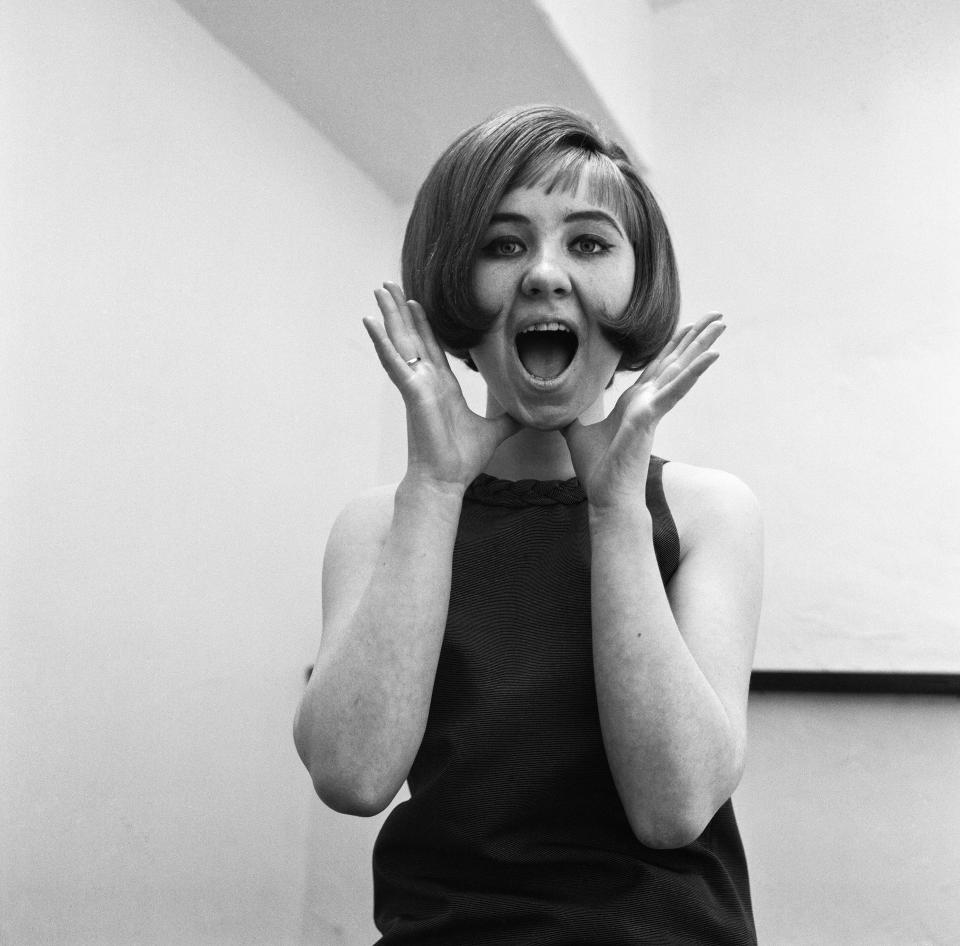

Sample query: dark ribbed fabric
[372,457,756,945]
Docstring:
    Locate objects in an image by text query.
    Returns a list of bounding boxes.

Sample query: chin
[512,403,581,432]
[524,419,570,433]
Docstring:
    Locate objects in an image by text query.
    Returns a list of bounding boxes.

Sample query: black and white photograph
[3,2,959,943]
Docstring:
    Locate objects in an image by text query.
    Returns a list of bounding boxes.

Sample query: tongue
[517,333,574,379]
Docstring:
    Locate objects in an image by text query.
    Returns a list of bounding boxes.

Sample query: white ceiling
[175,0,627,203]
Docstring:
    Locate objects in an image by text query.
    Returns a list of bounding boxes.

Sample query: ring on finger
[405,355,422,367]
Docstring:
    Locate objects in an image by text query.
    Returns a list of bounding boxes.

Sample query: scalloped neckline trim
[465,473,586,507]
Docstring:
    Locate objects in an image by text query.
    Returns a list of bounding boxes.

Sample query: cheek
[582,270,634,372]
[583,286,634,339]
[589,336,626,382]
[609,257,637,313]
[583,256,635,317]
[467,331,511,383]
[470,261,513,317]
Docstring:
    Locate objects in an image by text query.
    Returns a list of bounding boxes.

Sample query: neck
[481,390,606,481]
[484,427,576,481]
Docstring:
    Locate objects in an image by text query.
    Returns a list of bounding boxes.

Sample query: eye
[572,235,612,256]
[483,236,525,258]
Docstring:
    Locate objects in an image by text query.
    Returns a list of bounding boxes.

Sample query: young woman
[294,105,763,945]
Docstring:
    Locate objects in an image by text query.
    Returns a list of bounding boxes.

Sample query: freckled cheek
[470,263,515,318]
[581,290,631,330]
[579,264,633,314]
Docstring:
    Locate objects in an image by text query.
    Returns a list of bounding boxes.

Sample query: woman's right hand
[363,282,519,493]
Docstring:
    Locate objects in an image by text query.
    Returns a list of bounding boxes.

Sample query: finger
[362,315,417,389]
[374,286,419,362]
[384,281,420,347]
[652,350,719,411]
[643,323,695,377]
[671,312,724,363]
[674,319,726,370]
[652,318,723,387]
[407,299,447,366]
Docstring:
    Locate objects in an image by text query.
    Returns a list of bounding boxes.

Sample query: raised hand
[363,282,519,492]
[563,313,726,510]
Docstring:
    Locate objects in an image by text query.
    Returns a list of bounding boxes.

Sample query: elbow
[297,742,396,815]
[617,742,747,849]
[632,746,748,849]
[320,793,384,817]
[628,776,744,849]
[294,717,396,817]
[631,811,711,850]
[312,774,394,817]
[293,694,403,817]
[630,803,717,849]
[627,793,728,850]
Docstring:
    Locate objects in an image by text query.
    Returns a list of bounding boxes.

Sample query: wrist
[588,496,653,534]
[397,470,468,508]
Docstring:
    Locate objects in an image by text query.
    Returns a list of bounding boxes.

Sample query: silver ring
[405,355,422,367]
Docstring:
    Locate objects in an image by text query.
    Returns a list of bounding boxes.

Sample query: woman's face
[469,180,635,430]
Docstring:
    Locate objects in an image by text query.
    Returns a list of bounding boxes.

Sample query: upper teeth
[520,322,570,334]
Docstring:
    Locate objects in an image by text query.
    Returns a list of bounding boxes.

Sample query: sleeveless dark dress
[372,458,756,945]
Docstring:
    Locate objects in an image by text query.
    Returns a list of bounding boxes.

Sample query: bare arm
[293,283,517,815]
[564,314,762,847]
[293,477,463,815]
[589,466,762,848]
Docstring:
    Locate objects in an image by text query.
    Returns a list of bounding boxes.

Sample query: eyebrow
[487,210,625,237]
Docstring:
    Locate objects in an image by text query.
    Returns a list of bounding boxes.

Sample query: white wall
[535,0,655,166]
[645,0,960,672]
[1,1,404,942]
[6,2,959,944]
[542,0,960,673]
[535,4,960,945]
[737,695,960,945]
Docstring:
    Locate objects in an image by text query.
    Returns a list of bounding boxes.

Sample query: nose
[520,247,571,298]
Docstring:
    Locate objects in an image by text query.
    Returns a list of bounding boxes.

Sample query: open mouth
[515,322,579,380]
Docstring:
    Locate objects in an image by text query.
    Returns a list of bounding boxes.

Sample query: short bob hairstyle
[402,104,679,371]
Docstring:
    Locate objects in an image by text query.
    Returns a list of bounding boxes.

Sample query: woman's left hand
[563,313,726,510]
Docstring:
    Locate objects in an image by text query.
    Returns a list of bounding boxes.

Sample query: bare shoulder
[660,461,762,559]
